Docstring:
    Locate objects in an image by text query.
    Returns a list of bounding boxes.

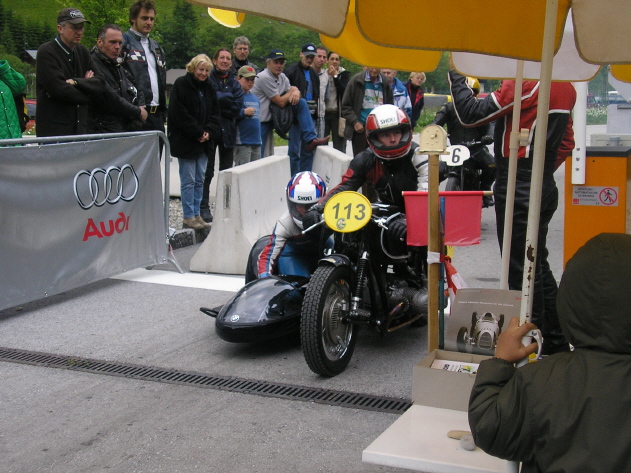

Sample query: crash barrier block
[563,146,631,265]
[190,146,352,275]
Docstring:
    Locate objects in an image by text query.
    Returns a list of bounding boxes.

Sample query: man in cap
[252,48,328,175]
[36,7,103,137]
[282,43,329,174]
[285,42,320,123]
[122,0,167,135]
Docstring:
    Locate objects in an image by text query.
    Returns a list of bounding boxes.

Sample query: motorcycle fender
[318,254,351,268]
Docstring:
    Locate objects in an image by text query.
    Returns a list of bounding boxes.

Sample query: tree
[56,0,129,46]
[160,0,199,68]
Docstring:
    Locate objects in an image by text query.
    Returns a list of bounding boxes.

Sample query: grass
[586,105,607,125]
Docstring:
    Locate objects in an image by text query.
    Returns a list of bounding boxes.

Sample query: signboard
[571,186,619,206]
[0,134,166,311]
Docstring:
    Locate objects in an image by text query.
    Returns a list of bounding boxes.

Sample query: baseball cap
[266,49,286,60]
[301,43,317,56]
[238,66,257,78]
[57,8,91,25]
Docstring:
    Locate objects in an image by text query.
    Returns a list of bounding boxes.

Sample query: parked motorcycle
[300,191,428,377]
[442,136,494,193]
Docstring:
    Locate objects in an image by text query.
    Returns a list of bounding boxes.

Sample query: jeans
[260,121,274,159]
[178,154,207,219]
[260,99,317,173]
[288,99,318,176]
[234,145,261,166]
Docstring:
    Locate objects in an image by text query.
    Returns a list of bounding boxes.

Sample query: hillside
[2,0,321,64]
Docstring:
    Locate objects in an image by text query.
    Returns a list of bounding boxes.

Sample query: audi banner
[0,134,167,311]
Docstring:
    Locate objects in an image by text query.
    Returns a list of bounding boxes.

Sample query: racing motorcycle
[443,136,494,193]
[300,191,428,377]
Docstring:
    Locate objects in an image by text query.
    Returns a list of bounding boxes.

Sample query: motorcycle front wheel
[445,175,462,191]
[301,265,357,376]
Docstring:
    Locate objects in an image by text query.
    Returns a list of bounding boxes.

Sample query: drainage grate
[0,347,411,414]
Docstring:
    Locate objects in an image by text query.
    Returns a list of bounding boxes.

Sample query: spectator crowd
[2,1,429,230]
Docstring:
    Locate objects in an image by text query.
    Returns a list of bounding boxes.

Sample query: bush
[586,105,607,125]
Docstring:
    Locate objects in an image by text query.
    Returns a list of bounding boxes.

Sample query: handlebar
[462,135,494,147]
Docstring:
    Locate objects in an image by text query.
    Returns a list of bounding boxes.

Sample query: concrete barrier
[190,147,352,275]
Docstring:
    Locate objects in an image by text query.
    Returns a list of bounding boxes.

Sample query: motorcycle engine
[387,284,428,316]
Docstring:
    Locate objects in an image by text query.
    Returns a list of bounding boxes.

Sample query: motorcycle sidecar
[201,276,305,343]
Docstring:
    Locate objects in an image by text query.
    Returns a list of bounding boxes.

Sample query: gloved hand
[302,207,323,230]
[388,217,407,244]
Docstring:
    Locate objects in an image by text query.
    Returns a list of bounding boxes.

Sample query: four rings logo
[74,165,139,210]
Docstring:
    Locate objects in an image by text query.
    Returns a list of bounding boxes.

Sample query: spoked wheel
[301,265,357,376]
[445,175,462,191]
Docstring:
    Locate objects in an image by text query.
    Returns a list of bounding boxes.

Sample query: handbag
[338,116,346,139]
[269,102,293,140]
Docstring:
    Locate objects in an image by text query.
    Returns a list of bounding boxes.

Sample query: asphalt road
[0,147,571,473]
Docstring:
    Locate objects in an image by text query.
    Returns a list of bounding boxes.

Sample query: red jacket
[448,71,575,175]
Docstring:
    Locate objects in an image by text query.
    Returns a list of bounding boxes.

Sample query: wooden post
[427,153,440,352]
[418,125,448,352]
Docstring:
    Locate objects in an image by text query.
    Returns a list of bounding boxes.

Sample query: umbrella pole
[571,81,588,185]
[500,60,525,290]
[519,0,558,325]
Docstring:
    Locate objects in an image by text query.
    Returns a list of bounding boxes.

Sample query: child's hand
[494,317,539,363]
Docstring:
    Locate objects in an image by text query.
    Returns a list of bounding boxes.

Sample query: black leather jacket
[122,28,167,117]
[432,101,491,153]
[321,143,421,210]
[89,47,144,133]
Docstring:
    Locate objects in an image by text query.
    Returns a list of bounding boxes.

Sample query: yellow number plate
[323,191,372,233]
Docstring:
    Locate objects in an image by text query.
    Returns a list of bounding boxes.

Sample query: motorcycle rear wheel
[445,175,462,191]
[301,265,357,376]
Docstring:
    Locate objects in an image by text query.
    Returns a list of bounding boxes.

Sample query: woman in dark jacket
[168,54,221,230]
[200,48,244,223]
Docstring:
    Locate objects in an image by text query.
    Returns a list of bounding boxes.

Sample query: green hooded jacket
[0,60,26,140]
[469,233,631,472]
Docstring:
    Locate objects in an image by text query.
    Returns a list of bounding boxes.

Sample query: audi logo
[73,165,139,210]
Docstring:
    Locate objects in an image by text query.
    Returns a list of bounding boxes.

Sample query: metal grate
[0,347,411,414]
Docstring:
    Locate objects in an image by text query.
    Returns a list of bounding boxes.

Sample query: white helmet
[286,171,327,229]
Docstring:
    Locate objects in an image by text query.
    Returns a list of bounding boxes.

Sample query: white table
[363,404,508,473]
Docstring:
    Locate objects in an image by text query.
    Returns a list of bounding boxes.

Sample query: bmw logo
[230,314,240,322]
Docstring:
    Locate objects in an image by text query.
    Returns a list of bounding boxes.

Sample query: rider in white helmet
[257,171,328,278]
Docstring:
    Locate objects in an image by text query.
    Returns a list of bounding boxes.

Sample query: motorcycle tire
[301,265,357,377]
[445,175,462,191]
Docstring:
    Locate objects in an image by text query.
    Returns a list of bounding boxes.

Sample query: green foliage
[0,1,56,53]
[586,105,607,125]
[55,0,129,44]
[160,0,199,68]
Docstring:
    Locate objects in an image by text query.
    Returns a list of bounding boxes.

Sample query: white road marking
[111,268,244,292]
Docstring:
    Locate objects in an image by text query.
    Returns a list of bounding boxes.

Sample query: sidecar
[201,276,306,343]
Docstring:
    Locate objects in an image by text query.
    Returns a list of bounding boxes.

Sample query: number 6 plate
[323,191,372,233]
[440,145,471,166]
